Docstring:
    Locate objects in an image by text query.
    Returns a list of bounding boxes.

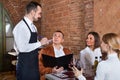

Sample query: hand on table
[52,66,64,73]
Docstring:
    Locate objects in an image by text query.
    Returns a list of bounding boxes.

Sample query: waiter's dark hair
[26,1,41,14]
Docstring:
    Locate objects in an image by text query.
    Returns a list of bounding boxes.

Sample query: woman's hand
[72,66,83,78]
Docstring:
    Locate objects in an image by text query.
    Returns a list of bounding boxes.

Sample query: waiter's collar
[24,16,33,26]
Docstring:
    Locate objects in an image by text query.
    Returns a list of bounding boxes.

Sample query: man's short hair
[54,30,64,38]
[26,1,41,14]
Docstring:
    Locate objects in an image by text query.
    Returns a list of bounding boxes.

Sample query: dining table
[45,70,78,80]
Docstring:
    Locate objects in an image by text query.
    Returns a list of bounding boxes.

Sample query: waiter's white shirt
[78,53,120,80]
[13,16,41,53]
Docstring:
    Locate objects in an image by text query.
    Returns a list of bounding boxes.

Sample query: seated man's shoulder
[63,47,71,54]
[45,45,53,49]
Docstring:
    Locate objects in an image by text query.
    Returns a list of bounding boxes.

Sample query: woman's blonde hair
[102,33,120,59]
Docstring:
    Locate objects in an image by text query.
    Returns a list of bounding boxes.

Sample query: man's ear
[31,10,35,15]
[62,39,64,42]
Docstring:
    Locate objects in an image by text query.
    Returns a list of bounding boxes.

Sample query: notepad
[42,54,73,69]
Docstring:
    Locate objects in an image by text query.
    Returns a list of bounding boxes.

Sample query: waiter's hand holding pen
[40,37,48,46]
[39,35,53,46]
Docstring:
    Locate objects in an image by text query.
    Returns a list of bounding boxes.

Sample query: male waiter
[13,1,48,80]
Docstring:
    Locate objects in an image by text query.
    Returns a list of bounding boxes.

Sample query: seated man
[38,30,72,80]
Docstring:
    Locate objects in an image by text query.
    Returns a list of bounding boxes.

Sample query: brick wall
[84,0,94,34]
[0,0,94,54]
[1,0,27,25]
[1,0,120,57]
[40,0,93,54]
[0,0,42,34]
[94,0,120,37]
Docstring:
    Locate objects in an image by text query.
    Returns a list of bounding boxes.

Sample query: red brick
[1,0,94,54]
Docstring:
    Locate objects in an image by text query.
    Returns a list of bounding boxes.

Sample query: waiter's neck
[25,14,33,22]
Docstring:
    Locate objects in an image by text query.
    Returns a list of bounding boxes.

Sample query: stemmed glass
[69,58,81,70]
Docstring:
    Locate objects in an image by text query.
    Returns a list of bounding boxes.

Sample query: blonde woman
[73,33,120,80]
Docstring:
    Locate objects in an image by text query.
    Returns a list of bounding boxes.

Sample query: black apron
[16,19,40,80]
